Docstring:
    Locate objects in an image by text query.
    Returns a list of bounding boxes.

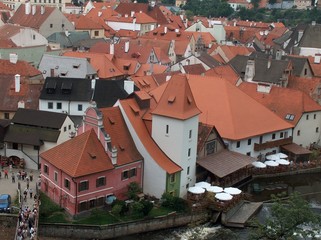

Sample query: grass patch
[148,207,173,218]
[39,192,68,223]
[73,209,119,225]
[45,212,70,223]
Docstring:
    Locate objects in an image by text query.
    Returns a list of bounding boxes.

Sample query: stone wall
[0,214,18,240]
[39,212,209,239]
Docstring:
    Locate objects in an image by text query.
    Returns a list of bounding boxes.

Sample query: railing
[254,137,293,151]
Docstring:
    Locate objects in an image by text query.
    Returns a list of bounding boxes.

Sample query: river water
[115,172,321,240]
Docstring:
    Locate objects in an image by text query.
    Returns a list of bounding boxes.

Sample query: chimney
[40,5,45,15]
[298,30,304,43]
[125,14,128,18]
[267,55,272,69]
[32,4,36,15]
[15,74,21,93]
[110,43,114,55]
[133,18,136,31]
[124,80,134,94]
[9,53,18,64]
[104,134,111,152]
[166,75,171,81]
[164,26,167,34]
[131,11,135,17]
[244,57,255,82]
[275,50,282,60]
[18,100,25,109]
[98,11,102,17]
[111,146,117,165]
[91,77,97,89]
[25,1,31,15]
[124,41,129,53]
[314,54,321,64]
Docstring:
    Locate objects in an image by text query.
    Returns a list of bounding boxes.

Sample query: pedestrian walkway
[0,166,40,240]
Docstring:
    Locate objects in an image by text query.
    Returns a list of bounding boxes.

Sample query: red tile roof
[119,97,181,174]
[41,129,114,177]
[100,107,143,165]
[115,29,139,39]
[9,4,55,30]
[0,59,41,77]
[152,74,201,120]
[225,25,260,44]
[134,63,167,77]
[0,2,11,11]
[150,74,293,140]
[205,65,240,85]
[238,82,321,126]
[141,26,193,42]
[105,12,156,24]
[65,14,103,30]
[132,75,159,92]
[287,76,321,103]
[214,45,254,63]
[308,56,321,77]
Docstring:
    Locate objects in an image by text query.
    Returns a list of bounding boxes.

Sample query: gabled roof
[0,75,42,112]
[281,55,310,76]
[150,74,293,140]
[308,56,321,77]
[115,3,168,25]
[132,75,159,92]
[119,98,182,174]
[152,74,201,120]
[92,79,129,108]
[0,59,41,77]
[198,52,221,68]
[298,23,321,48]
[65,14,103,30]
[287,76,321,97]
[40,77,93,102]
[141,26,193,42]
[205,65,240,85]
[9,4,55,29]
[134,63,167,77]
[215,45,254,63]
[47,31,91,49]
[104,12,156,24]
[100,107,143,165]
[238,82,321,126]
[224,25,259,44]
[12,108,67,128]
[182,63,206,75]
[41,129,114,177]
[0,2,11,11]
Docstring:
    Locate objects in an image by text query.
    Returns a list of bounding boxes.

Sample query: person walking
[4,169,8,179]
[29,188,33,199]
[11,172,15,183]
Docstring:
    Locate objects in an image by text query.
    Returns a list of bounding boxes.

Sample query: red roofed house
[8,3,75,38]
[117,75,201,198]
[41,105,143,215]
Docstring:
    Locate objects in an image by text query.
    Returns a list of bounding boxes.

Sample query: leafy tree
[127,182,142,200]
[183,0,234,18]
[161,192,188,212]
[250,193,321,240]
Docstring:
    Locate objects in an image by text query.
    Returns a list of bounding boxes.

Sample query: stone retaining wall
[39,212,209,239]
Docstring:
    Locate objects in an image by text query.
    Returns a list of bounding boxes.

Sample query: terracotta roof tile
[41,129,114,177]
[0,2,11,11]
[65,14,103,30]
[115,29,139,38]
[119,98,181,174]
[150,74,293,140]
[205,65,240,85]
[239,81,321,126]
[152,74,201,120]
[141,26,193,42]
[308,56,321,77]
[183,63,206,75]
[134,63,167,77]
[132,75,159,91]
[0,59,41,77]
[225,25,260,44]
[100,107,143,165]
[287,76,321,103]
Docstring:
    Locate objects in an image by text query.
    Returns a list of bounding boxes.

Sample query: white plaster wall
[11,28,48,47]
[299,47,321,57]
[69,101,91,116]
[292,112,321,148]
[117,102,167,198]
[151,115,199,198]
[227,129,293,158]
[106,21,141,31]
[171,56,210,71]
[39,100,90,116]
[56,117,76,145]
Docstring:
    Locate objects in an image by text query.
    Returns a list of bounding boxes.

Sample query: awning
[197,149,256,178]
[281,143,312,155]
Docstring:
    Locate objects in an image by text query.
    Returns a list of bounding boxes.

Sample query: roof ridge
[73,129,92,176]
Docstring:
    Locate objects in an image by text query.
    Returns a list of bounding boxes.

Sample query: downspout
[60,169,63,207]
[72,178,78,215]
[141,159,144,191]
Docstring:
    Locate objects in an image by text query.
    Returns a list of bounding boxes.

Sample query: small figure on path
[4,169,8,179]
[12,172,15,183]
[29,188,33,199]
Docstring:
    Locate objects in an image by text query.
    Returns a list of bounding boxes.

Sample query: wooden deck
[221,201,263,228]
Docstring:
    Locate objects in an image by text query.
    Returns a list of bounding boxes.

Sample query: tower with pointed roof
[151,74,201,197]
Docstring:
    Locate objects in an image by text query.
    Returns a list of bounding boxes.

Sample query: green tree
[127,182,142,200]
[250,193,321,240]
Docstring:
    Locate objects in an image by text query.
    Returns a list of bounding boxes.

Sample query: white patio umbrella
[215,192,233,201]
[264,160,279,167]
[276,152,288,159]
[276,159,290,165]
[252,161,267,168]
[206,186,223,193]
[266,154,280,161]
[195,181,211,189]
[224,187,242,195]
[188,186,206,194]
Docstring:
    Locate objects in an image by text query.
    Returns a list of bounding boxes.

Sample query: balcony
[254,137,293,151]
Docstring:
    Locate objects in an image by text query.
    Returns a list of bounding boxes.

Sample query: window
[44,165,49,174]
[122,171,129,180]
[122,168,136,180]
[78,104,83,111]
[78,201,87,212]
[54,172,58,182]
[32,34,35,40]
[94,31,99,36]
[272,133,276,140]
[57,102,62,109]
[206,140,216,155]
[280,132,284,138]
[166,125,169,134]
[188,148,191,157]
[248,139,251,145]
[246,152,251,156]
[186,184,189,189]
[187,166,190,175]
[68,125,71,130]
[317,127,319,133]
[64,126,67,132]
[236,141,240,148]
[64,179,70,190]
[306,114,309,120]
[170,174,175,183]
[89,199,95,208]
[62,23,64,28]
[129,168,136,178]
[297,130,301,136]
[48,102,53,109]
[79,181,89,192]
[50,23,53,28]
[34,146,39,150]
[314,114,317,119]
[189,130,192,139]
[304,68,307,75]
[96,177,106,187]
[259,136,263,144]
[4,113,9,119]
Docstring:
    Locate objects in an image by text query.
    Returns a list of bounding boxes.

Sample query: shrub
[141,200,153,216]
[111,204,123,217]
[127,182,142,200]
[161,193,188,212]
[131,202,144,217]
[111,200,128,216]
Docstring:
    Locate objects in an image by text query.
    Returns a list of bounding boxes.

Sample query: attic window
[88,152,96,159]
[119,144,125,151]
[187,96,193,104]
[60,71,68,77]
[142,79,150,86]
[109,68,115,72]
[45,81,56,94]
[176,32,181,37]
[73,64,80,69]
[123,63,131,70]
[153,31,158,35]
[130,104,140,115]
[285,114,295,121]
[132,52,141,58]
[138,79,147,87]
[108,116,115,124]
[168,95,176,103]
[61,82,72,94]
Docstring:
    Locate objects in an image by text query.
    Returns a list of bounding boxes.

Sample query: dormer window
[61,82,72,94]
[45,81,56,94]
[73,64,80,69]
